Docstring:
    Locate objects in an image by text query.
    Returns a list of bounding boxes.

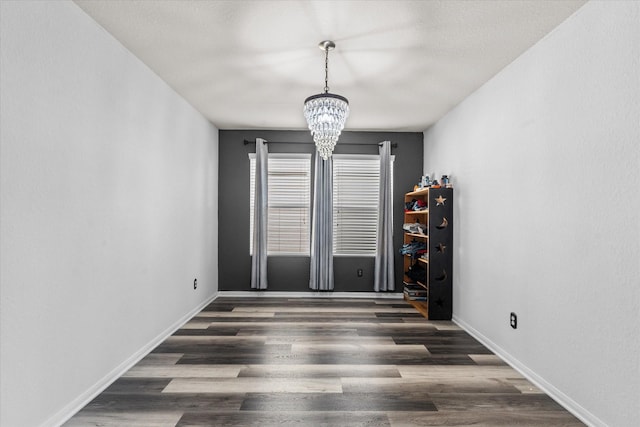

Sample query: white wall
[0,1,219,426]
[423,1,639,426]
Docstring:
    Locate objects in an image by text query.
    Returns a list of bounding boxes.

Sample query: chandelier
[303,40,349,160]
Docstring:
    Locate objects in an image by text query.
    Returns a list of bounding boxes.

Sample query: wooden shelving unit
[402,187,453,320]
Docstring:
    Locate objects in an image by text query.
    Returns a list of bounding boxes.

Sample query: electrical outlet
[510,312,517,329]
[193,278,198,290]
[357,268,363,277]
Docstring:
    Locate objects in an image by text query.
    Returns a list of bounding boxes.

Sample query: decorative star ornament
[435,195,447,206]
[436,243,447,253]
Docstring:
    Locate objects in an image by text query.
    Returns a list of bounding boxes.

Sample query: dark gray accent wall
[218,130,423,292]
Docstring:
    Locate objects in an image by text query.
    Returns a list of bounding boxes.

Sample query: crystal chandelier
[303,40,349,160]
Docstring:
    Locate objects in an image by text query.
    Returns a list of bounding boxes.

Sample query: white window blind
[332,154,393,256]
[249,153,311,255]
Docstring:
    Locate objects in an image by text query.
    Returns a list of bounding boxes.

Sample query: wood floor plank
[237,364,402,378]
[194,312,276,318]
[153,342,291,355]
[78,393,244,412]
[425,344,494,355]
[239,392,438,412]
[430,392,569,412]
[232,306,418,313]
[180,320,213,329]
[64,297,583,427]
[432,322,464,331]
[173,327,240,336]
[236,328,360,337]
[386,410,585,426]
[163,377,342,394]
[124,365,243,378]
[341,377,522,394]
[136,353,184,366]
[190,321,435,328]
[104,378,172,393]
[274,311,378,318]
[468,354,508,365]
[176,410,391,427]
[264,335,396,345]
[375,312,423,318]
[290,343,431,355]
[164,335,266,344]
[500,378,545,394]
[65,411,183,427]
[206,316,404,323]
[397,365,526,379]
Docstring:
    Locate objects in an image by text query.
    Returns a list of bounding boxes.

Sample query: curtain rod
[243,139,397,147]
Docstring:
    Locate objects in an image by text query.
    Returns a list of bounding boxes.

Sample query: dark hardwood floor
[65,297,583,426]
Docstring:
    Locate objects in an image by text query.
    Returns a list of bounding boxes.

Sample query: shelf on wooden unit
[404,232,428,239]
[402,280,427,290]
[405,188,430,197]
[403,254,428,263]
[404,210,428,215]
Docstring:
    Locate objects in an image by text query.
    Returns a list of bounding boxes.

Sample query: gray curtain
[251,138,268,289]
[374,140,395,292]
[309,153,334,291]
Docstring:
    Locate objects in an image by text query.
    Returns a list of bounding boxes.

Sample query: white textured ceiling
[74,0,585,132]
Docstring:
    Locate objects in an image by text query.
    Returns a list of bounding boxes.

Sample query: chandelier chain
[324,46,329,93]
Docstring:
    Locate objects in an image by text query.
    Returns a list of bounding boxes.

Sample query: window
[332,154,393,256]
[249,153,311,255]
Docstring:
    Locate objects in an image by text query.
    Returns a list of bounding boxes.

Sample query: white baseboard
[217,290,402,299]
[48,292,219,427]
[452,315,606,427]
